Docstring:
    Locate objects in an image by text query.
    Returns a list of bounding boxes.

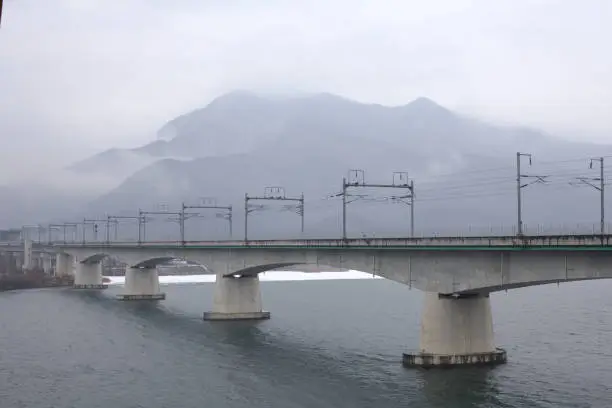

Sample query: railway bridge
[51,234,612,367]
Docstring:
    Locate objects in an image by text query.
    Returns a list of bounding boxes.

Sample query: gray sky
[1,0,611,175]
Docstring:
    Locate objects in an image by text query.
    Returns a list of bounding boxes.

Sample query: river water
[1,276,611,407]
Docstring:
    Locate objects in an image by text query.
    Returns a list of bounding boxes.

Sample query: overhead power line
[244,187,304,241]
[569,157,605,235]
[27,153,612,242]
[340,169,414,239]
[181,197,233,243]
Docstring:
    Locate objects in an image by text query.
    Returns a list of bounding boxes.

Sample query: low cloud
[0,0,610,181]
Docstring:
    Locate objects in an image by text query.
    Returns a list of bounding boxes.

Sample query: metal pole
[138,210,142,245]
[82,219,86,244]
[300,193,305,233]
[228,206,233,238]
[142,216,146,243]
[516,152,522,236]
[180,203,186,245]
[410,180,415,237]
[342,177,347,240]
[600,157,605,235]
[106,216,111,244]
[244,193,248,241]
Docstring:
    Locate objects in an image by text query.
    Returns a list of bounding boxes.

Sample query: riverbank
[0,273,74,292]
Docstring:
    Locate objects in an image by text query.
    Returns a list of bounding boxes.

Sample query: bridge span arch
[62,250,213,273]
[59,250,217,298]
[58,244,612,294]
[81,253,120,264]
[132,257,183,269]
[224,257,612,295]
[455,277,611,295]
[223,262,350,277]
[66,250,157,268]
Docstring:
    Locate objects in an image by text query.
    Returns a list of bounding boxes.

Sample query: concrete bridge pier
[55,253,74,277]
[74,262,107,289]
[43,256,53,275]
[403,292,507,368]
[22,239,33,272]
[117,267,165,300]
[203,272,270,321]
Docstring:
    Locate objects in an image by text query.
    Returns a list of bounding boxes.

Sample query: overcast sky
[1,0,610,172]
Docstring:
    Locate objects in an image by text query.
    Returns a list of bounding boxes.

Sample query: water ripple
[1,279,611,407]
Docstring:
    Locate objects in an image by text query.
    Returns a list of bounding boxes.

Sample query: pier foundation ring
[402,348,507,368]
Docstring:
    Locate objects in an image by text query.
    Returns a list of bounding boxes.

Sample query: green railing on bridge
[49,234,612,251]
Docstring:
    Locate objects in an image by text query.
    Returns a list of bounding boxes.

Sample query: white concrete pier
[117,267,165,300]
[203,273,270,321]
[55,253,74,277]
[22,239,33,272]
[74,262,107,289]
[43,256,53,275]
[403,292,507,367]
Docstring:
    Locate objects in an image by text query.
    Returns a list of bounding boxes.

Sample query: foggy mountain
[70,91,612,240]
[5,91,612,238]
[74,92,540,171]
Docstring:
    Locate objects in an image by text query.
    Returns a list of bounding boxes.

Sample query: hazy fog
[0,0,610,181]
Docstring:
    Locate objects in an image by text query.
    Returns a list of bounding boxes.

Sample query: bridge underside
[456,277,610,295]
[224,262,302,277]
[60,246,612,294]
[132,257,177,268]
[81,253,109,264]
[225,261,612,294]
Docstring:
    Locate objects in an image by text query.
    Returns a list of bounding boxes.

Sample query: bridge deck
[51,234,612,250]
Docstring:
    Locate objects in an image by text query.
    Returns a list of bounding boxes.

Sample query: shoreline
[0,274,75,292]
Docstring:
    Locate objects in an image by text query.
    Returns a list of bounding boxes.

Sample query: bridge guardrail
[47,234,612,249]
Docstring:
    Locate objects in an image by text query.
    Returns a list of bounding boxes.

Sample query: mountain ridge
[69,91,612,240]
[70,92,476,174]
[5,90,611,237]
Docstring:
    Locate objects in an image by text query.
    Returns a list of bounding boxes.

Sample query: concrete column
[33,255,40,269]
[43,256,53,275]
[22,239,33,272]
[117,267,165,300]
[203,272,270,321]
[73,262,107,289]
[55,253,74,277]
[403,292,507,367]
[31,255,41,270]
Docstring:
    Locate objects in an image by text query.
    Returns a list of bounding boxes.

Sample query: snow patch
[105,270,380,286]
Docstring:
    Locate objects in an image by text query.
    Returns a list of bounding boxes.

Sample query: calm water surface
[1,279,611,407]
